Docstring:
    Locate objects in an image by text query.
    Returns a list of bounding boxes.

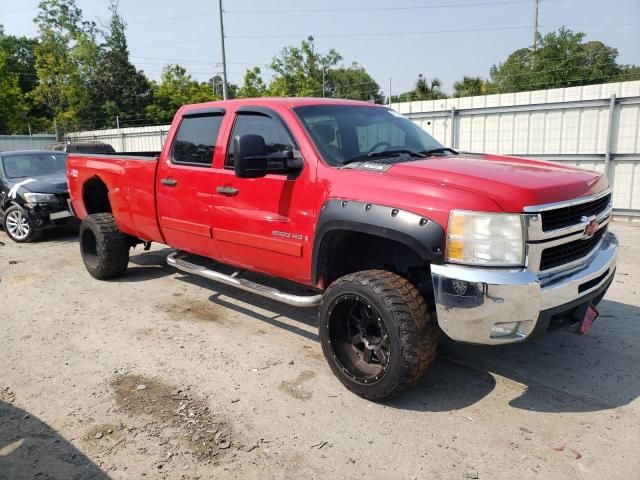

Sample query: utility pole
[388,77,392,107]
[322,68,326,98]
[532,0,539,51]
[217,0,229,100]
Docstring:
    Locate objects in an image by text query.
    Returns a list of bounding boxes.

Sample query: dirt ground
[1,221,639,480]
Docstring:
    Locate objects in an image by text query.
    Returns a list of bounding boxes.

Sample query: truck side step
[166,252,322,308]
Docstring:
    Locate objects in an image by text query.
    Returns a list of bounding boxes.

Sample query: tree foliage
[239,37,382,102]
[237,67,267,98]
[490,28,625,93]
[31,0,100,131]
[453,76,487,97]
[145,65,218,124]
[1,7,639,136]
[91,0,151,127]
[268,36,342,97]
[392,74,446,102]
[0,48,26,134]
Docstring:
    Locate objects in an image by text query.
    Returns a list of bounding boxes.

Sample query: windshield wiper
[343,149,426,166]
[420,147,458,156]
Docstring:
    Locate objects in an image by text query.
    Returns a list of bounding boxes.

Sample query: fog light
[490,321,523,338]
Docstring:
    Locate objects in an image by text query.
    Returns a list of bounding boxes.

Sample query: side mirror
[233,134,268,178]
[233,134,303,179]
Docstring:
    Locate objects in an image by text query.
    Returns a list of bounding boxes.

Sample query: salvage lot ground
[1,222,639,480]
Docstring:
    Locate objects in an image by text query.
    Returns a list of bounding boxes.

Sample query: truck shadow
[114,248,178,282]
[140,259,639,414]
[389,299,640,414]
[175,273,319,342]
[0,400,110,479]
[190,278,639,413]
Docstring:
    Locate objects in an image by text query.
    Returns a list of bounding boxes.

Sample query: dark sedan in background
[0,150,75,242]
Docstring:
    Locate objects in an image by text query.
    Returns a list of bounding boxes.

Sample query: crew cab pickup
[67,98,617,399]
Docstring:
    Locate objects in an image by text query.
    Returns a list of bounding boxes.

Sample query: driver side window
[226,114,293,169]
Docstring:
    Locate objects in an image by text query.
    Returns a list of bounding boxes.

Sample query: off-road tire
[79,213,129,280]
[319,270,437,400]
[3,205,41,243]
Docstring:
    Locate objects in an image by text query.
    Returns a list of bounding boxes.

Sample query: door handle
[216,186,239,196]
[160,177,178,187]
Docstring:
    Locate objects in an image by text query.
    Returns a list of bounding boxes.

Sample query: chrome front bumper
[430,231,618,345]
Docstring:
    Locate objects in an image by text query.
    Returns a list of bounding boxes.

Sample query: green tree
[326,62,383,102]
[268,36,342,97]
[236,67,267,98]
[490,28,626,93]
[392,74,447,102]
[145,64,218,123]
[0,47,27,134]
[0,26,39,95]
[92,0,151,127]
[32,0,100,132]
[453,76,488,97]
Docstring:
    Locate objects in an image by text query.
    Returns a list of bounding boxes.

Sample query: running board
[166,252,322,308]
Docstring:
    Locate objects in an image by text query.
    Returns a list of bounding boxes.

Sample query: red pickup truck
[67,98,617,399]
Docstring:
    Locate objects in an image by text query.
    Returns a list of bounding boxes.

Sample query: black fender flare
[311,199,445,284]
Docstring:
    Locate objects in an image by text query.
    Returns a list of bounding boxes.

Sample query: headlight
[446,210,524,266]
[23,192,58,203]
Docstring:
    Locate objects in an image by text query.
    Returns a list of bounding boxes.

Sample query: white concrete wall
[66,125,171,153]
[0,134,56,152]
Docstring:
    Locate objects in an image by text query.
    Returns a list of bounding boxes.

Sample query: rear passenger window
[226,114,293,169]
[171,114,223,166]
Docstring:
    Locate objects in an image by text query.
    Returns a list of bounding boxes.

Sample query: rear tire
[79,213,129,279]
[319,270,437,400]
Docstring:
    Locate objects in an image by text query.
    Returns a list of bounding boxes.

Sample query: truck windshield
[294,105,445,167]
[2,153,67,179]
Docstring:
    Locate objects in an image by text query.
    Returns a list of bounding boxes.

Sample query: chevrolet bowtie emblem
[581,216,598,238]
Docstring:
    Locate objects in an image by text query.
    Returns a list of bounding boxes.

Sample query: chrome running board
[167,251,322,308]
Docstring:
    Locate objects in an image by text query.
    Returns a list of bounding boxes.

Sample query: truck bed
[67,153,164,243]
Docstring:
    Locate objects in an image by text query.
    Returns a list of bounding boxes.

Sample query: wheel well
[83,176,111,214]
[315,230,433,296]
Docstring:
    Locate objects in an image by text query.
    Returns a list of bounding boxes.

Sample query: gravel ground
[1,221,639,480]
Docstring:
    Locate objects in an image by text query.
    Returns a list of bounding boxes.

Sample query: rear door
[156,108,225,257]
[210,106,316,284]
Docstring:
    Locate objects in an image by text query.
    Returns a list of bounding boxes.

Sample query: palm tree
[414,74,446,100]
[453,76,487,97]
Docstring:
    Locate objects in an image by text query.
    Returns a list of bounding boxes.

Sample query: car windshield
[294,105,445,167]
[2,153,67,179]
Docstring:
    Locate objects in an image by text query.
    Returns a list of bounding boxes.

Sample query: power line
[0,0,108,15]
[224,0,560,14]
[226,23,640,39]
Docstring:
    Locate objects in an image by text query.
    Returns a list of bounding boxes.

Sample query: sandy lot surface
[1,221,639,480]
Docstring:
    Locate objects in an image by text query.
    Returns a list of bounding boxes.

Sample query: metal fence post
[450,107,457,149]
[604,94,617,182]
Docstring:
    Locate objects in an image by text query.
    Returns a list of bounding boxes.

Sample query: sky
[1,0,639,97]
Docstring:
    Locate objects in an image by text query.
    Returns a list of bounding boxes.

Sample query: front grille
[541,193,611,231]
[540,227,606,271]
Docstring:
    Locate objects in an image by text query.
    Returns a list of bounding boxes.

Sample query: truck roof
[178,97,384,114]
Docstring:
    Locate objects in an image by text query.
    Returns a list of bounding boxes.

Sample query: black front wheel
[319,270,437,400]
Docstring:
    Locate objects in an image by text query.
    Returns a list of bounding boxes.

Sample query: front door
[211,108,316,285]
[156,109,225,257]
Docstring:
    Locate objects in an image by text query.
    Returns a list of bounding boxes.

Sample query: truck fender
[311,199,445,284]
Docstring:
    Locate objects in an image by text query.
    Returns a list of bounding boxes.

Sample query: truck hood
[384,153,608,211]
[12,174,69,195]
